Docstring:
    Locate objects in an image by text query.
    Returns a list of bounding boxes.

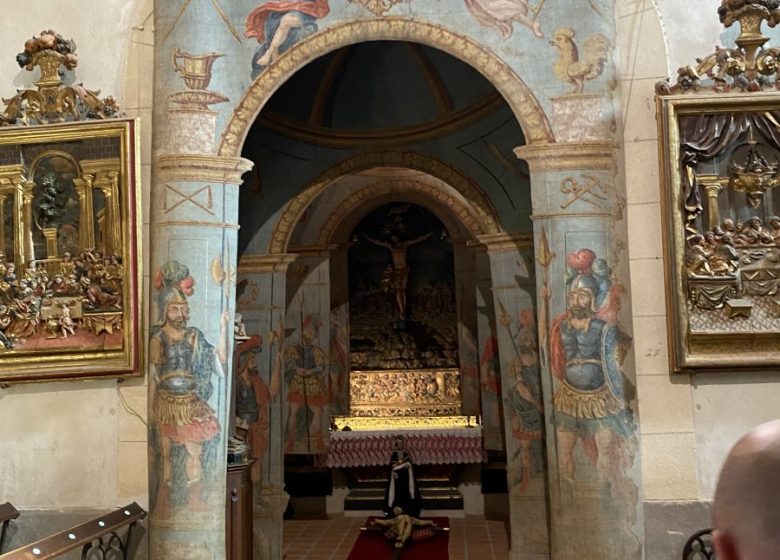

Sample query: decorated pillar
[515,141,643,560]
[481,233,548,559]
[328,246,350,415]
[474,247,503,451]
[453,243,479,415]
[235,254,297,560]
[148,7,252,558]
[81,159,121,255]
[0,165,25,268]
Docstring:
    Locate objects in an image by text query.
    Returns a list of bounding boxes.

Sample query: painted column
[475,248,503,451]
[235,254,297,560]
[72,173,95,250]
[454,243,479,415]
[515,142,643,560]
[329,247,350,415]
[148,7,252,558]
[482,233,549,560]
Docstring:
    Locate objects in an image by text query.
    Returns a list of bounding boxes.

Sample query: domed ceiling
[258,40,503,143]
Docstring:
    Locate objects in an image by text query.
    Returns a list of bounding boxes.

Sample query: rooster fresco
[550,27,611,94]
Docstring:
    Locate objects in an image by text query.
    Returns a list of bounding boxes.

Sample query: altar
[324,418,484,468]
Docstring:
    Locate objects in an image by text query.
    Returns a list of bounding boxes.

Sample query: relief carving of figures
[678,115,780,329]
[284,314,329,453]
[149,260,228,515]
[245,0,330,78]
[235,333,281,483]
[550,249,636,500]
[501,307,544,494]
[464,0,544,39]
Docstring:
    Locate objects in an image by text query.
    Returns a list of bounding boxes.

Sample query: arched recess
[268,153,504,254]
[219,18,555,158]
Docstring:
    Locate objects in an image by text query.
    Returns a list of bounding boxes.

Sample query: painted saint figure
[284,315,329,453]
[550,255,635,496]
[149,260,228,509]
[245,0,330,78]
[364,231,431,319]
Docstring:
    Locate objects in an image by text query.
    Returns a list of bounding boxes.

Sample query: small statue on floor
[370,506,439,549]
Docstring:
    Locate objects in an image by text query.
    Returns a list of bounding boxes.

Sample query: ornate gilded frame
[0,118,141,383]
[658,93,780,372]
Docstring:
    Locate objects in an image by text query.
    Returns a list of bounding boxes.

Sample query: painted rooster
[550,27,611,94]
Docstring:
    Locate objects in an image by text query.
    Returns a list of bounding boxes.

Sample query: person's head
[712,419,780,560]
[393,436,404,450]
[164,293,189,329]
[567,286,595,319]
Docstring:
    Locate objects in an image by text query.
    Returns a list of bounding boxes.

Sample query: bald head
[712,420,780,560]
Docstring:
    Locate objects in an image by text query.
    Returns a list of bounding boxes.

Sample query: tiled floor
[283,516,510,559]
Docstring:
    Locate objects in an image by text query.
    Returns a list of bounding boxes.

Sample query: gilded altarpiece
[0,120,141,382]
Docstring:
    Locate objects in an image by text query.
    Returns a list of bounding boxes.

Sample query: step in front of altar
[344,478,464,512]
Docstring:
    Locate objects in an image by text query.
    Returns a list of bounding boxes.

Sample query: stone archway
[218,18,555,159]
[267,154,503,254]
[150,7,642,558]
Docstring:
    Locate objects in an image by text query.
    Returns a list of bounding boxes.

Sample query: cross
[164,184,214,215]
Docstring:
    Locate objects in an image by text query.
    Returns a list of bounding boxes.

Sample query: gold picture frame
[658,93,780,372]
[0,118,141,383]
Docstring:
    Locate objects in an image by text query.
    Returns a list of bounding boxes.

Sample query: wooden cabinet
[226,461,253,560]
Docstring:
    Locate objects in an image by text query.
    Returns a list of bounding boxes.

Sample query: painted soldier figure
[550,274,634,495]
[284,315,328,452]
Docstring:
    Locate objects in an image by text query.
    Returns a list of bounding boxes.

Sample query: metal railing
[0,503,145,560]
[0,503,20,553]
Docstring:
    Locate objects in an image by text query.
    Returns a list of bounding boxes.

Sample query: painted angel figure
[464,0,544,39]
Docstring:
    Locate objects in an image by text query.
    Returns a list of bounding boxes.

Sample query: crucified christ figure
[364,232,431,320]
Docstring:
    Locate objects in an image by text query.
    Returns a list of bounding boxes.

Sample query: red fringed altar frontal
[348,517,450,560]
[324,428,484,468]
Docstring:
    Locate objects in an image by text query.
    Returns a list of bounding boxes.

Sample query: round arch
[309,179,487,249]
[218,18,555,157]
[269,158,504,253]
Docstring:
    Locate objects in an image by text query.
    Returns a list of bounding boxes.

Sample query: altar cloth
[324,427,484,468]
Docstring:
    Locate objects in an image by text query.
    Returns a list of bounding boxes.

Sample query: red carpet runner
[347,517,449,560]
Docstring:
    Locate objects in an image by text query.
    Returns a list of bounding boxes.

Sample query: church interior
[1,1,780,559]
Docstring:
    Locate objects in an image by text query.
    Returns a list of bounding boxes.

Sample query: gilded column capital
[237,253,298,273]
[157,154,253,184]
[475,232,534,252]
[514,141,617,172]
